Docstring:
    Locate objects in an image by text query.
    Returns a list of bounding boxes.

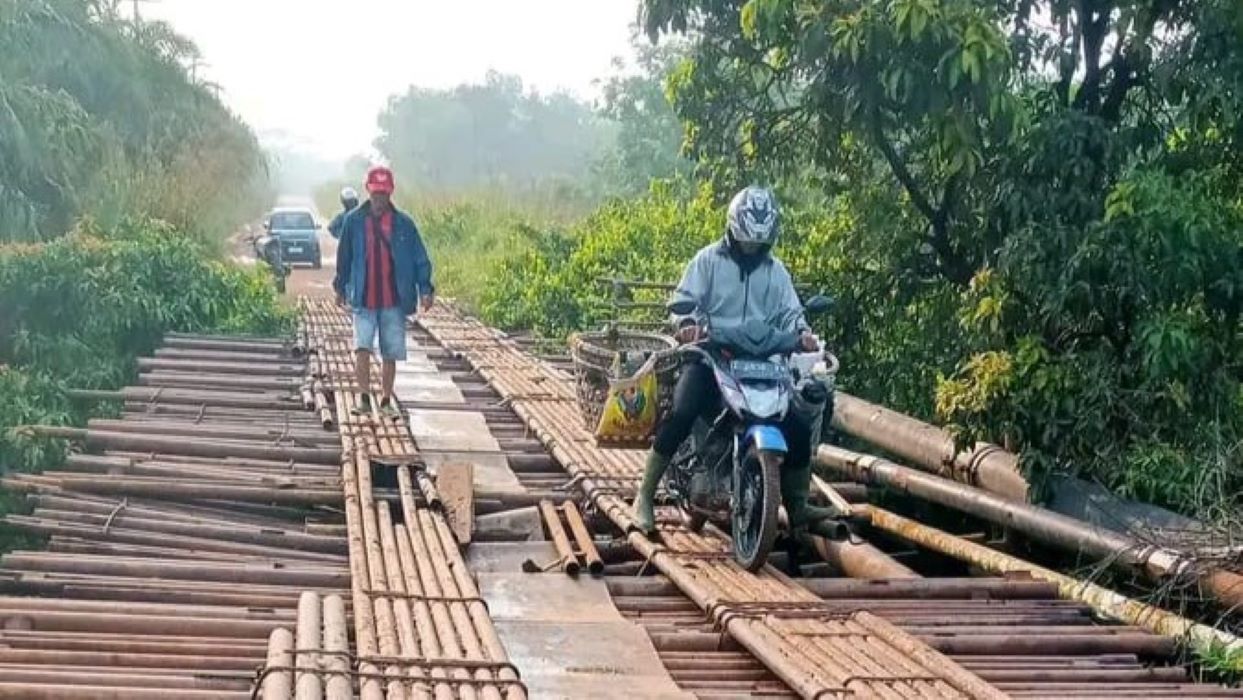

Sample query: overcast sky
[143,0,639,160]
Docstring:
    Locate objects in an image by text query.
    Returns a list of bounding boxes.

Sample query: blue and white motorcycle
[664,296,836,571]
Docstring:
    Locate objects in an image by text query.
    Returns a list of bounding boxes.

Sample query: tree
[594,36,693,193]
[0,0,269,241]
[642,0,1243,510]
[374,71,612,195]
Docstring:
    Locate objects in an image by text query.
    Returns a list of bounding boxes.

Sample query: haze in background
[141,0,638,187]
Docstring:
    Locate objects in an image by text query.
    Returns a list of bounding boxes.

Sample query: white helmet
[726,186,780,249]
[340,187,359,210]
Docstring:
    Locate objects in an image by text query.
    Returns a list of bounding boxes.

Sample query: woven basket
[569,328,679,448]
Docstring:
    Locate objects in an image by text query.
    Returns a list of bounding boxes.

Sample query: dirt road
[231,196,339,300]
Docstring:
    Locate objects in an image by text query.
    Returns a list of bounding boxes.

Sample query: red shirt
[363,210,398,310]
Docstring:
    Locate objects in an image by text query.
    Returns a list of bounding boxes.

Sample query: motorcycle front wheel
[732,445,782,571]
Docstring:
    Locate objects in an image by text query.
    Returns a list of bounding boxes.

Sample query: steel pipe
[538,500,580,577]
[261,627,295,700]
[294,592,323,700]
[832,392,1029,500]
[810,534,919,579]
[862,505,1243,664]
[560,501,604,576]
[322,595,351,700]
[26,426,339,465]
[819,444,1243,611]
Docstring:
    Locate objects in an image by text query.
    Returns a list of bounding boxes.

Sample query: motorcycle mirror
[804,294,833,315]
[667,300,697,316]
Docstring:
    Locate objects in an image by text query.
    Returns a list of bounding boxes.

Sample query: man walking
[333,166,434,417]
[327,186,359,240]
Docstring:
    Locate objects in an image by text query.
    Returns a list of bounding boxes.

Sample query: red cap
[365,166,395,194]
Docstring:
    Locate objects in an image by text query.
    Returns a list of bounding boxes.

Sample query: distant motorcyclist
[630,186,838,538]
[328,187,360,240]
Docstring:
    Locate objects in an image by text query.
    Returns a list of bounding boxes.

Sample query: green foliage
[594,36,695,194]
[937,169,1243,509]
[0,218,294,477]
[0,0,271,242]
[479,183,722,337]
[520,0,1243,517]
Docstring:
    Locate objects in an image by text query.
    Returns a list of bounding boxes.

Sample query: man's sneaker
[350,394,373,416]
[379,398,402,419]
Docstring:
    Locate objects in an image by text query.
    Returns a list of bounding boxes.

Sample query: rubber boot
[781,460,848,540]
[631,451,670,536]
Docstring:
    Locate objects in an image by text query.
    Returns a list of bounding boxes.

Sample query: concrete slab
[475,507,545,542]
[407,410,499,451]
[391,373,464,403]
[495,619,693,700]
[467,542,556,573]
[479,573,624,624]
[421,452,524,495]
[469,545,690,699]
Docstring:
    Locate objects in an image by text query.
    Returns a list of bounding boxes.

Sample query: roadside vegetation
[0,0,288,545]
[325,1,1243,520]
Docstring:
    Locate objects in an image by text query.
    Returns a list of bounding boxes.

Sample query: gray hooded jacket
[670,240,809,334]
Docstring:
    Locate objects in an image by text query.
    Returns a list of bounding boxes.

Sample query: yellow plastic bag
[595,353,660,444]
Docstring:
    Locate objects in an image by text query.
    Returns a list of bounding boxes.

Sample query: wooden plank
[436,462,475,544]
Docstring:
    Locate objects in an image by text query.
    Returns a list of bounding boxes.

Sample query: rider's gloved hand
[675,323,702,344]
[799,331,819,351]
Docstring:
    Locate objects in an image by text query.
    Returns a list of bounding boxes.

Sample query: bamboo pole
[260,627,294,700]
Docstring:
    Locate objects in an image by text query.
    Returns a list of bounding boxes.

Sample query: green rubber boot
[781,460,848,540]
[631,451,670,536]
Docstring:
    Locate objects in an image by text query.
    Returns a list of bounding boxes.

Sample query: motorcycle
[251,224,291,294]
[663,295,837,571]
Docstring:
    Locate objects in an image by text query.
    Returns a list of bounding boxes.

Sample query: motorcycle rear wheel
[732,445,781,571]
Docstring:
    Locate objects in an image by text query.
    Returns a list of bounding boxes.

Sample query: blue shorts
[353,307,407,361]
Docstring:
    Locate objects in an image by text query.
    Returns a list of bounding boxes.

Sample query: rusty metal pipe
[0,685,249,699]
[921,632,1176,657]
[560,502,604,576]
[340,457,383,700]
[0,647,259,670]
[26,426,339,465]
[139,358,305,376]
[322,594,351,700]
[138,373,302,392]
[862,505,1243,663]
[161,337,293,353]
[294,592,323,700]
[0,553,348,588]
[68,388,303,411]
[819,444,1243,611]
[832,392,1029,500]
[23,476,341,506]
[84,419,338,446]
[0,630,265,654]
[538,500,580,577]
[811,535,919,579]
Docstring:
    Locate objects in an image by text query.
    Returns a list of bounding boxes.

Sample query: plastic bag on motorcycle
[595,353,661,446]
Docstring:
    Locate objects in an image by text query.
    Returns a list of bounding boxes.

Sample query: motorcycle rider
[328,187,360,240]
[631,186,840,539]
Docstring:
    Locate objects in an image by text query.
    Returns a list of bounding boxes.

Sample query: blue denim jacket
[332,202,434,314]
